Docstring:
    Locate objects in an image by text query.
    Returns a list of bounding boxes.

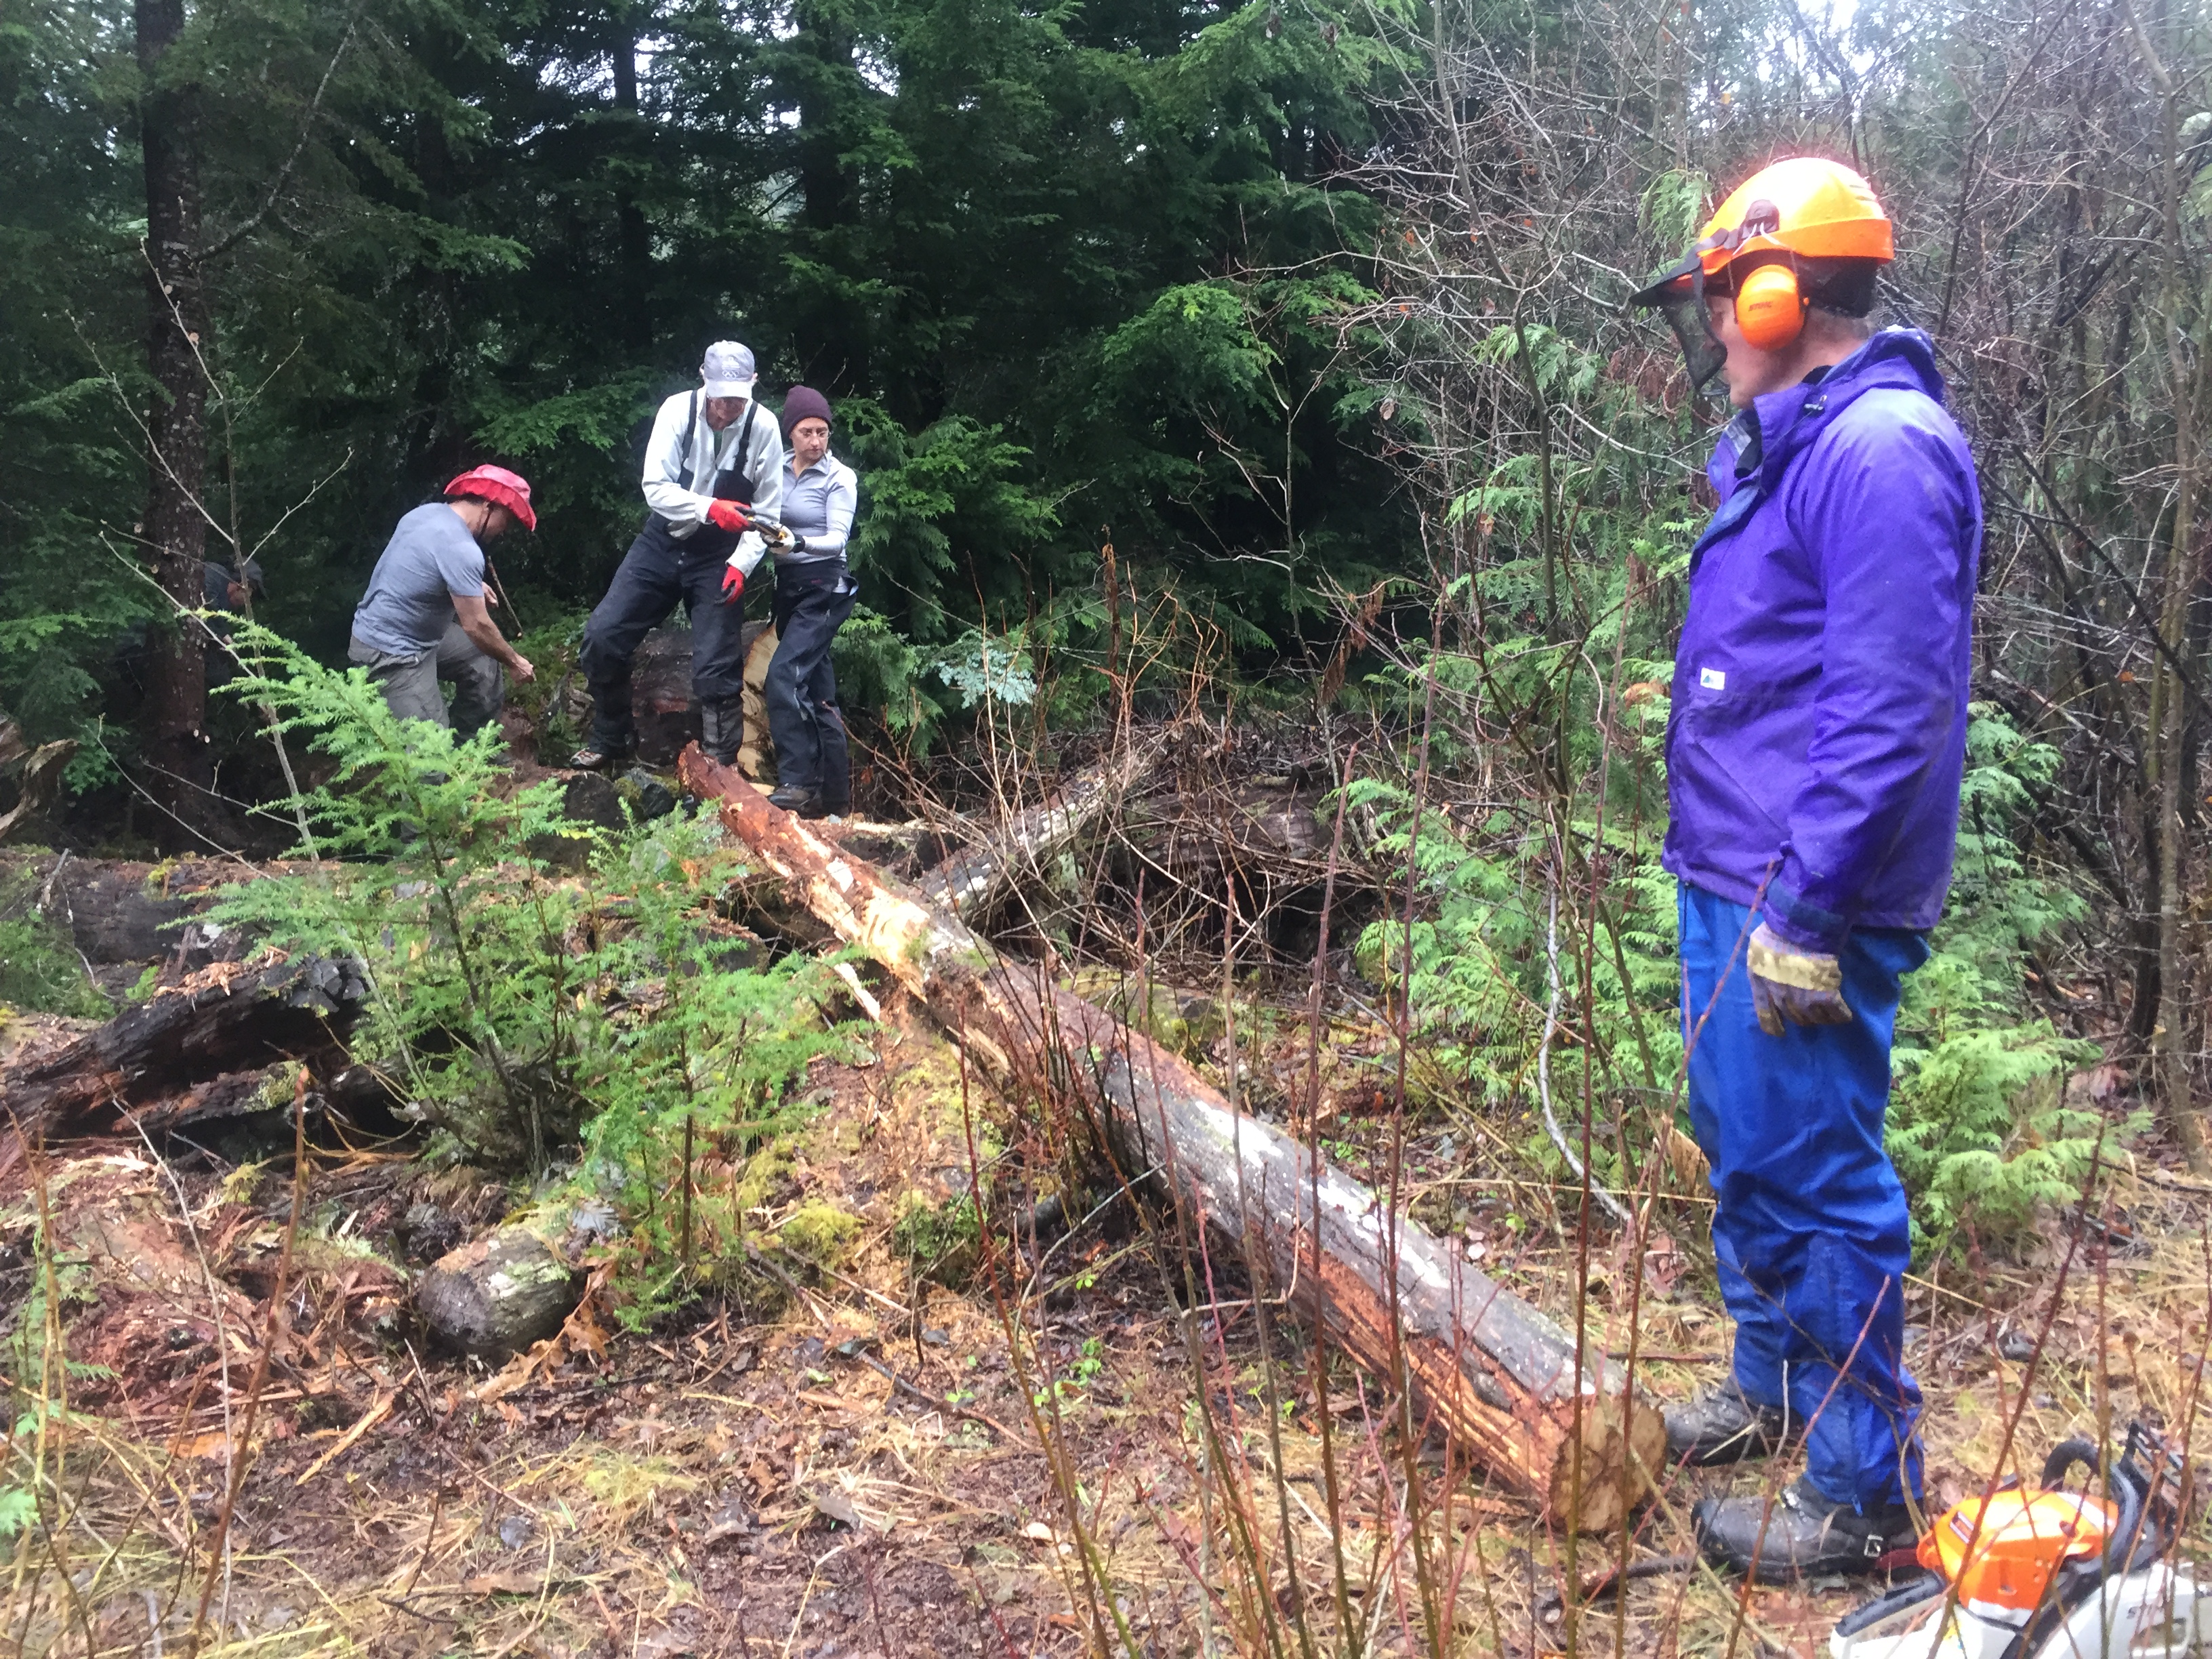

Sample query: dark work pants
[579,517,746,756]
[1679,880,1929,1511]
[766,562,856,803]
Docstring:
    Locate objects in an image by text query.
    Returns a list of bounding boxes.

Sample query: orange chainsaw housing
[1919,1484,2118,1615]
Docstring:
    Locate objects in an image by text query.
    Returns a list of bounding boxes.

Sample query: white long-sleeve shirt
[640,389,785,543]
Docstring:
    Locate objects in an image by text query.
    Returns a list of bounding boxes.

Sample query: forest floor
[7,976,2211,1659]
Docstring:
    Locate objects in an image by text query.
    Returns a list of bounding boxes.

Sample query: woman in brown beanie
[762,386,859,816]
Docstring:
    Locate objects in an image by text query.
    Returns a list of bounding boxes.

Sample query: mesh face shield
[1632,254,1729,396]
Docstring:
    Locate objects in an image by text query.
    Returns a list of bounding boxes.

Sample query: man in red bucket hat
[348,465,537,735]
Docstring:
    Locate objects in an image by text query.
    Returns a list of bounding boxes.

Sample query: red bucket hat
[445,464,537,533]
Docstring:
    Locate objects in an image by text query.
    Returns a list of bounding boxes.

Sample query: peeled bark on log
[676,747,1662,1531]
[0,954,369,1160]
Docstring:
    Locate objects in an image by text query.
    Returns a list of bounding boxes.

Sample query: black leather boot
[1692,1476,1917,1581]
[1664,1378,1795,1467]
[568,741,632,771]
[767,785,825,818]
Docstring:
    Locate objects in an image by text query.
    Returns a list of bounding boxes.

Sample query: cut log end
[1542,1395,1668,1536]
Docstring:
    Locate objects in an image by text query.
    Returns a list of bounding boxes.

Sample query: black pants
[579,517,746,754]
[766,562,856,804]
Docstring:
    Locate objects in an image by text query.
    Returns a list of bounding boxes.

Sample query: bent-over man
[349,466,537,735]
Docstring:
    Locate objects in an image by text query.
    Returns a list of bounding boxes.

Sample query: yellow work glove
[1746,923,1852,1036]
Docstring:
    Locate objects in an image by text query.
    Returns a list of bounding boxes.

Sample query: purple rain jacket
[1662,327,1982,953]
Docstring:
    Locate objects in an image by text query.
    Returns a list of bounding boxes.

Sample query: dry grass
[3,996,2209,1658]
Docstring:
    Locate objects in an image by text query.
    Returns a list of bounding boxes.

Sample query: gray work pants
[348,623,504,737]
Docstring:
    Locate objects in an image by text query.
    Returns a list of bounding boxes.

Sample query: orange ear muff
[1735,262,1807,350]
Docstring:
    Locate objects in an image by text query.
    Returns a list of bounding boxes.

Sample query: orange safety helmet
[1633,157,1893,373]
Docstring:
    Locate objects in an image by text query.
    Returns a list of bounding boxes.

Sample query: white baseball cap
[700,341,756,398]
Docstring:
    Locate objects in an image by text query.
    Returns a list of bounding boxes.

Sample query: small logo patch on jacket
[1699,667,1727,690]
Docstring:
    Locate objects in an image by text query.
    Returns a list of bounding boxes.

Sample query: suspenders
[677,392,758,497]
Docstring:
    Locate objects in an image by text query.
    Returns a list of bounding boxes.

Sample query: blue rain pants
[1677,880,1927,1512]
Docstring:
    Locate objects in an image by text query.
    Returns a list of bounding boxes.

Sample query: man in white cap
[571,341,784,769]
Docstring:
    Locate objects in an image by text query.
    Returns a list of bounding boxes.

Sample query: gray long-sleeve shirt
[777,451,857,565]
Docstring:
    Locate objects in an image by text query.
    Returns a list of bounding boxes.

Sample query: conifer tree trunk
[792,0,865,389]
[611,8,651,354]
[136,0,213,829]
[2130,0,2211,1171]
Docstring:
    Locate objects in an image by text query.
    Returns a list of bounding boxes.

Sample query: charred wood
[1,953,369,1162]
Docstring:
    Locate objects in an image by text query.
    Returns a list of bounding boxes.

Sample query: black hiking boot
[1664,1378,1795,1467]
[767,785,825,819]
[1693,1476,1918,1582]
[568,742,632,773]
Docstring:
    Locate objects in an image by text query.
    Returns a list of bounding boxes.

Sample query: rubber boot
[700,695,745,766]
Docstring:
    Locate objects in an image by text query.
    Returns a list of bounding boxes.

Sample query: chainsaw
[1832,1426,2210,1659]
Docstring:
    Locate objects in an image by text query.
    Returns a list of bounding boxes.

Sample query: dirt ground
[5,994,2210,1658]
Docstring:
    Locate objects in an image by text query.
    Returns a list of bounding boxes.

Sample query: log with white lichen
[677,746,1664,1532]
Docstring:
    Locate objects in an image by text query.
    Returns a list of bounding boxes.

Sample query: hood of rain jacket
[1662,327,1983,950]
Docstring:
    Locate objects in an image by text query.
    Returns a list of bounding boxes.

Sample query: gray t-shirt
[351,504,486,655]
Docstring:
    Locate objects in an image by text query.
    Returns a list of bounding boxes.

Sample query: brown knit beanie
[781,385,834,440]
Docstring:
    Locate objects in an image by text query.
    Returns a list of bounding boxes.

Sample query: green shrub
[1885,705,2136,1252]
[1350,674,2129,1255]
[210,625,847,1179]
[892,1191,983,1286]
[0,911,107,1019]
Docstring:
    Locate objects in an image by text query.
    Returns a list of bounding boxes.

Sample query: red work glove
[706,499,751,533]
[720,562,745,605]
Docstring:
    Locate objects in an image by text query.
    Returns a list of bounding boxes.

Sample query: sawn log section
[678,748,1664,1531]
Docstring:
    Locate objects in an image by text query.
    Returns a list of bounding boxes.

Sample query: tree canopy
[0,0,1410,763]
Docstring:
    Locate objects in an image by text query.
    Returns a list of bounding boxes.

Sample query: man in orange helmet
[1632,158,1983,1578]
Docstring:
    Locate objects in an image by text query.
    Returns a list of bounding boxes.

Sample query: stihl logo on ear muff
[1735,262,1808,350]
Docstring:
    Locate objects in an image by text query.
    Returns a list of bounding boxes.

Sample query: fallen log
[417,1225,583,1359]
[0,851,338,995]
[678,747,1662,1532]
[918,733,1166,923]
[0,953,369,1160]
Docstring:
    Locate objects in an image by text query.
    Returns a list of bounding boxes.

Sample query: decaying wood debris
[0,718,73,844]
[0,952,369,1164]
[0,851,324,991]
[678,745,1664,1531]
